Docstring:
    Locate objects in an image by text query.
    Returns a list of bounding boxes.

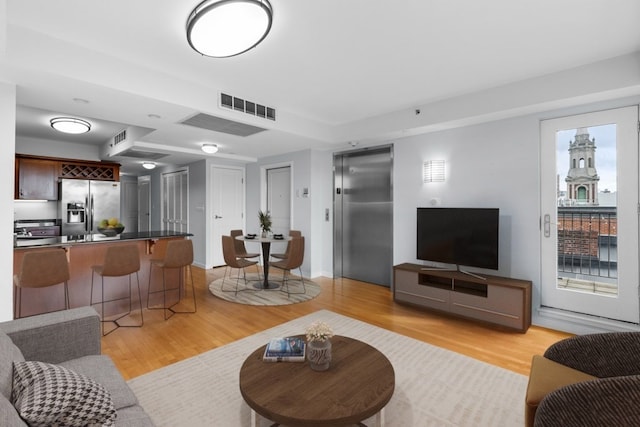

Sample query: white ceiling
[3,0,640,173]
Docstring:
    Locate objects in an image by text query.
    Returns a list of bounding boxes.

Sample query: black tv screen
[417,208,499,270]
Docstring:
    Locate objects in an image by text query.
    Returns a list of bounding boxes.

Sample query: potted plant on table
[258,210,272,238]
[305,320,334,371]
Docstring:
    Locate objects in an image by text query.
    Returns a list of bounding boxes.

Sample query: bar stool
[90,244,143,336]
[147,239,196,320]
[13,249,70,319]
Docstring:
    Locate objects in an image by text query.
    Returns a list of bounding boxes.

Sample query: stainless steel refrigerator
[59,179,121,235]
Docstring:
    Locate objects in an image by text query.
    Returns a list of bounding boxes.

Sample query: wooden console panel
[393,263,532,332]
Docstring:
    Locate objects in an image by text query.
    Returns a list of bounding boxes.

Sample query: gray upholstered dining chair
[269,236,305,297]
[221,235,260,295]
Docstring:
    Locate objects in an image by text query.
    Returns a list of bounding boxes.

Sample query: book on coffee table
[263,337,306,362]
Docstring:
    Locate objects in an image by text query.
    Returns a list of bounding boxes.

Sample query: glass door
[540,106,639,323]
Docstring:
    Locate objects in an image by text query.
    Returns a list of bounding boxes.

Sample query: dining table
[235,234,291,289]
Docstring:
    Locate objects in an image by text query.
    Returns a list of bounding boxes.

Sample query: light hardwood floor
[101,266,571,380]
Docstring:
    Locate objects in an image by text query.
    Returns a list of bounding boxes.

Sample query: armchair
[526,332,640,427]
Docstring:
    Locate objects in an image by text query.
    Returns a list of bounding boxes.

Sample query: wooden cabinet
[393,263,532,332]
[15,155,120,200]
[15,157,59,200]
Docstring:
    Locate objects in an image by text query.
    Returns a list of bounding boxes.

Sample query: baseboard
[536,306,640,334]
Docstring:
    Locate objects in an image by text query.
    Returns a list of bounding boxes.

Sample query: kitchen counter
[14,230,192,248]
[13,231,193,318]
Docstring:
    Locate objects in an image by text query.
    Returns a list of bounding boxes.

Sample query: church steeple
[565,127,599,205]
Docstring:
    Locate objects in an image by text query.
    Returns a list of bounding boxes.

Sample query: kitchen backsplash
[14,201,58,221]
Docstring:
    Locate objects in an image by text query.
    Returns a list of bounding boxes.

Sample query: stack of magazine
[263,337,306,362]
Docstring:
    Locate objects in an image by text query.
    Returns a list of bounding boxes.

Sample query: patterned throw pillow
[11,361,116,427]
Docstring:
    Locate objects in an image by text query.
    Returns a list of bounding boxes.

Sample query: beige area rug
[208,273,321,305]
[128,310,527,427]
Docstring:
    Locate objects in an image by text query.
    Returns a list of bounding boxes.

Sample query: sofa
[0,306,154,426]
[526,331,640,426]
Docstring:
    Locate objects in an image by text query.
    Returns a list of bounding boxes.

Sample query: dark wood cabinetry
[15,155,120,200]
[15,157,59,200]
[393,263,532,332]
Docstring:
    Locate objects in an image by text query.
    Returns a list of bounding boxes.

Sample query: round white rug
[209,273,321,306]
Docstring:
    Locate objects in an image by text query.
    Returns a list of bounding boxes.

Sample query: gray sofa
[0,306,154,426]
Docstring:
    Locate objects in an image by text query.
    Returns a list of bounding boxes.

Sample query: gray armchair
[527,332,640,427]
[0,306,154,426]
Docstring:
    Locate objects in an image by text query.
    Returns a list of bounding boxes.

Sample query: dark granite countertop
[14,230,193,249]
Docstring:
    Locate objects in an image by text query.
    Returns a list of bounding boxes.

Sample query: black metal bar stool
[90,244,143,335]
[147,239,196,320]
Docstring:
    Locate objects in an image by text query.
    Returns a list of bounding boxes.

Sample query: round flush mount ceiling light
[186,0,273,58]
[201,143,219,154]
[142,162,157,170]
[50,117,91,134]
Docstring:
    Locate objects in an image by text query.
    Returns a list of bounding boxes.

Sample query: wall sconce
[423,160,445,183]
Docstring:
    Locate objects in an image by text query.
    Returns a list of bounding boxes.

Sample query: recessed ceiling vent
[220,92,276,121]
[180,113,267,137]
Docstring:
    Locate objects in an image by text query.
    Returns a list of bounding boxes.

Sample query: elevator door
[334,146,393,286]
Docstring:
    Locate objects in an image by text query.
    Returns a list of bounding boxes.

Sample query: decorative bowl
[97,226,125,236]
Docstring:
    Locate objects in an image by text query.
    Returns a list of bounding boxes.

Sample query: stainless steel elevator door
[334,146,393,286]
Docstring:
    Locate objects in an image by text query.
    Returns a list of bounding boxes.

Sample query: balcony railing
[557,206,617,281]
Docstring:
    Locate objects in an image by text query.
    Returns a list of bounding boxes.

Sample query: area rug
[127,310,527,427]
[208,273,321,305]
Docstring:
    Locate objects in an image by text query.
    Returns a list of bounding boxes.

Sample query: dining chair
[147,239,196,320]
[271,230,301,260]
[269,236,306,297]
[221,235,260,295]
[230,229,260,260]
[14,249,70,319]
[90,244,143,335]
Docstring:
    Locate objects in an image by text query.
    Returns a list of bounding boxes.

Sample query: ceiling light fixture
[186,0,273,58]
[201,143,219,154]
[142,162,157,170]
[50,117,91,134]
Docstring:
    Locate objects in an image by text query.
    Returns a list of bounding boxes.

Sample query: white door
[540,105,639,323]
[266,166,291,235]
[161,169,188,233]
[137,176,151,232]
[121,179,138,233]
[211,166,245,267]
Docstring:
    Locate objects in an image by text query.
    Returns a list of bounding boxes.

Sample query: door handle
[215,215,223,219]
[544,214,551,238]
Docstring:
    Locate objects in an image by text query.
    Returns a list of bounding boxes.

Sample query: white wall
[246,149,332,278]
[390,95,640,333]
[0,82,16,321]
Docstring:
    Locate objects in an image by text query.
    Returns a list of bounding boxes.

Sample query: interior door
[211,166,245,267]
[137,176,151,232]
[161,170,188,233]
[266,166,291,235]
[540,105,639,323]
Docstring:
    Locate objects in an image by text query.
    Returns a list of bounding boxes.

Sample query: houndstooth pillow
[11,361,116,427]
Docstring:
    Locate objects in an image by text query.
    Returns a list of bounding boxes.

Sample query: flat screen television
[417,207,499,271]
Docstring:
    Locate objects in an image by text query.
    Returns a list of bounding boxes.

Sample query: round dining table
[235,235,291,289]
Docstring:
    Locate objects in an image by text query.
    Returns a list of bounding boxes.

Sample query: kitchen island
[14,231,192,318]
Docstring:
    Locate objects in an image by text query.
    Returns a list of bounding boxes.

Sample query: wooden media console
[393,263,532,332]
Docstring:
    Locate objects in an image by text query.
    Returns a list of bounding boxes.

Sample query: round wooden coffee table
[239,335,395,427]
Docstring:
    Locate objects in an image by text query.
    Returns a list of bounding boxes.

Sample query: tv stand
[420,265,487,281]
[395,263,531,332]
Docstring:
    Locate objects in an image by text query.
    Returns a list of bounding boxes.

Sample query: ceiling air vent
[180,113,267,137]
[113,129,127,145]
[220,92,276,121]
